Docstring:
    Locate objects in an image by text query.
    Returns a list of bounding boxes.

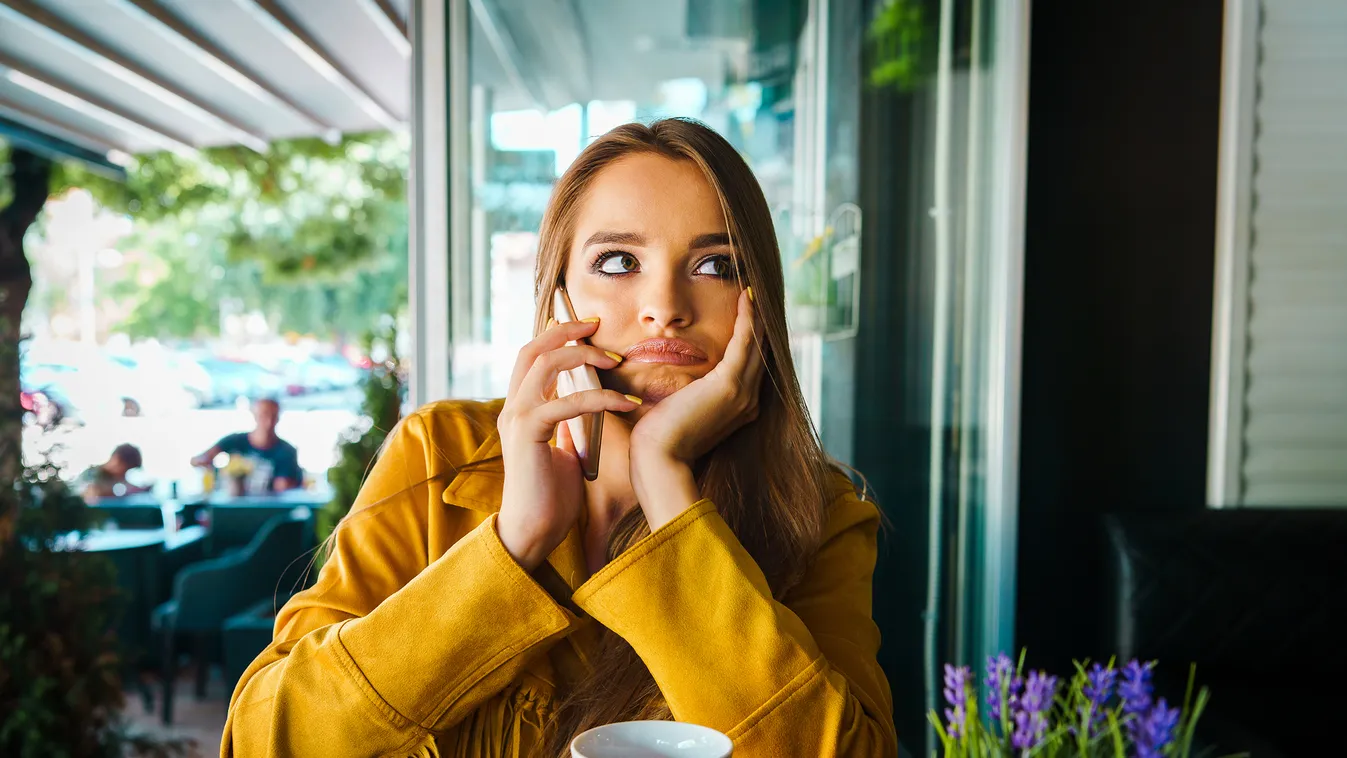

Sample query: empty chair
[151,512,312,725]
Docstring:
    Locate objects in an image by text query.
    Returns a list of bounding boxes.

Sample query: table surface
[56,524,209,553]
[93,487,331,509]
[89,494,184,517]
[198,487,332,508]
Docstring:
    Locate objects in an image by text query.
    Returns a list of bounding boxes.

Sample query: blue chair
[222,595,294,697]
[151,512,313,724]
[89,503,165,529]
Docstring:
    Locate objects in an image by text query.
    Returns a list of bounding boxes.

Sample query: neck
[250,429,277,447]
[583,411,638,541]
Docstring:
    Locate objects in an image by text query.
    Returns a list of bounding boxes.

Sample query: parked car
[111,350,217,408]
[21,361,133,422]
[197,359,286,405]
[281,354,363,393]
[100,356,199,416]
[21,341,197,419]
[19,365,76,426]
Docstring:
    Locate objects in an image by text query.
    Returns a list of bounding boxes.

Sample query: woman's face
[562,153,740,409]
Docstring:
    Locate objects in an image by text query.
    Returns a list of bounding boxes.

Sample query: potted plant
[786,226,834,333]
[222,455,254,496]
[1,339,189,756]
[317,327,403,555]
[931,652,1246,757]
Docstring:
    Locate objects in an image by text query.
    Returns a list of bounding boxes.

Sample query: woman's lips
[623,338,708,365]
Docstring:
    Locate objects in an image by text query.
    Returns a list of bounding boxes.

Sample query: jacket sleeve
[221,413,581,757]
[571,494,897,757]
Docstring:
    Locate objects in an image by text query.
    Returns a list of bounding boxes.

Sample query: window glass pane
[454,0,862,421]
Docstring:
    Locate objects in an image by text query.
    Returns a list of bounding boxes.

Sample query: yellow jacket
[223,399,897,757]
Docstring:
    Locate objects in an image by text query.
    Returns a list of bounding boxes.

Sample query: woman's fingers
[555,412,577,456]
[744,310,767,389]
[719,289,762,391]
[526,390,640,439]
[516,344,622,405]
[507,319,600,397]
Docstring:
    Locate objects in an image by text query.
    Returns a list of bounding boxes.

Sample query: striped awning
[0,0,411,172]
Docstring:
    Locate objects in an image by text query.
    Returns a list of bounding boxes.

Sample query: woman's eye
[596,252,639,275]
[694,256,733,278]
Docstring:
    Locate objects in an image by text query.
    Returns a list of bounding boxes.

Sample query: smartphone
[552,287,604,481]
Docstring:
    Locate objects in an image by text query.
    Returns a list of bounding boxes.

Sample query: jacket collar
[440,430,504,512]
[441,428,590,590]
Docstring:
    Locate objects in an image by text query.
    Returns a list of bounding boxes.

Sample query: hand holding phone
[552,287,605,481]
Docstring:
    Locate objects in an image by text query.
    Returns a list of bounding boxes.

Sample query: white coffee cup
[570,721,733,758]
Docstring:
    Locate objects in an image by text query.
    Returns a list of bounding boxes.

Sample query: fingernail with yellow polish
[624,394,643,405]
[605,351,623,362]
[546,317,556,329]
[581,316,601,323]
[746,286,754,303]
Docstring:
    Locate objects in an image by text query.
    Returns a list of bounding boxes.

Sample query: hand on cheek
[627,289,763,530]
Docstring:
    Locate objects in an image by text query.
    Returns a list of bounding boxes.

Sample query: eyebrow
[583,231,645,248]
[689,233,732,249]
[581,231,732,249]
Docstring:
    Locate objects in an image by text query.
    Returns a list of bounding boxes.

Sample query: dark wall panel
[1017,0,1225,669]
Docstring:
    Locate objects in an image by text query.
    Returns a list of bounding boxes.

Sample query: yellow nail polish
[624,394,643,405]
[581,316,601,323]
[746,286,754,303]
[546,317,556,329]
[605,351,623,362]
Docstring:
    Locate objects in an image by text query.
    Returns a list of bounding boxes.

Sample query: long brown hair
[536,119,836,756]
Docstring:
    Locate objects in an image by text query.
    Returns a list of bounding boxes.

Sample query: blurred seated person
[81,443,150,503]
[190,398,303,493]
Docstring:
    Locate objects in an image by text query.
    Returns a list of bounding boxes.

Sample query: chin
[608,367,700,405]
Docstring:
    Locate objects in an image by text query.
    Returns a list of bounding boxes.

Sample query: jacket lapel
[440,431,589,592]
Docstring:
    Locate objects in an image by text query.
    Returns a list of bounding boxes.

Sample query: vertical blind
[1240,0,1347,505]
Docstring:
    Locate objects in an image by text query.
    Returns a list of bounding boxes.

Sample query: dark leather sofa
[1101,509,1347,757]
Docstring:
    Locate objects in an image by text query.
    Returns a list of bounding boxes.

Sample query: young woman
[223,119,897,758]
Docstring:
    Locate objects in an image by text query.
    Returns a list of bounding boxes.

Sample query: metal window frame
[409,0,457,407]
[923,0,1031,736]
[974,0,1032,671]
[1207,0,1260,508]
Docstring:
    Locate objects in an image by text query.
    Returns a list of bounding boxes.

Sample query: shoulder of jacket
[821,468,881,541]
[400,398,505,462]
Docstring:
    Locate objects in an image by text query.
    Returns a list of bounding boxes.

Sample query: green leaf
[1106,710,1125,758]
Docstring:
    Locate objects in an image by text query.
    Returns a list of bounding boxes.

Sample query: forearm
[191,446,222,466]
[629,450,699,531]
[572,501,897,756]
[225,515,579,751]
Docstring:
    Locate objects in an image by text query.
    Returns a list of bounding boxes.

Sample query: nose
[637,271,693,330]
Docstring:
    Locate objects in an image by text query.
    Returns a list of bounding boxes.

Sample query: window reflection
[456,0,863,431]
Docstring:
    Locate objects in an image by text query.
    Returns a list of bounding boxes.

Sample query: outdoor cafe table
[89,492,185,530]
[49,525,208,681]
[187,486,330,556]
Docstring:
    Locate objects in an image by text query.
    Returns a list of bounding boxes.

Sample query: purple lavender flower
[944,704,966,740]
[986,653,1022,721]
[1119,660,1155,717]
[943,664,972,738]
[1130,697,1181,758]
[1078,662,1117,735]
[1010,670,1058,752]
[1083,662,1117,704]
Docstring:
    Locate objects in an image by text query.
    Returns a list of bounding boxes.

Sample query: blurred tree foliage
[52,132,406,279]
[50,132,409,342]
[868,0,932,92]
[317,326,404,553]
[104,203,406,343]
[0,336,189,758]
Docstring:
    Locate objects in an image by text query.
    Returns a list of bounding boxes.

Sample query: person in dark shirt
[191,398,302,493]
